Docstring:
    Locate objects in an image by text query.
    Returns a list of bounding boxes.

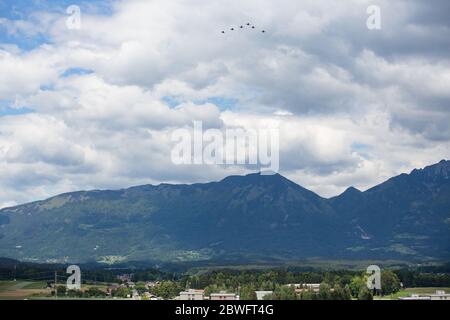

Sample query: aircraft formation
[221,23,266,34]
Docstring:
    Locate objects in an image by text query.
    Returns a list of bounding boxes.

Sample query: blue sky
[0,0,112,17]
[0,0,113,49]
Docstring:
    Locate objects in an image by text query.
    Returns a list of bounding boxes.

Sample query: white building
[399,294,432,300]
[430,290,450,300]
[179,289,205,300]
[255,291,273,300]
[210,292,239,300]
[288,283,321,292]
[399,290,450,300]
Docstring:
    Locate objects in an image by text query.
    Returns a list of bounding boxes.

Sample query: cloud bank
[0,0,449,207]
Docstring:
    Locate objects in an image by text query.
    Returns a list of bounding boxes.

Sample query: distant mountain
[331,160,450,260]
[0,161,449,264]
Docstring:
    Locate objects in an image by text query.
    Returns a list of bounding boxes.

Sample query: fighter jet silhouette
[221,23,266,35]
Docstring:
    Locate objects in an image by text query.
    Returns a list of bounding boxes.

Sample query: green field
[0,281,50,300]
[0,280,111,300]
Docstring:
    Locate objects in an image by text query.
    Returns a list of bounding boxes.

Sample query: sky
[0,0,449,208]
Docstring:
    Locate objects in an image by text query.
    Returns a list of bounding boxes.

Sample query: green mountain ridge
[0,161,449,264]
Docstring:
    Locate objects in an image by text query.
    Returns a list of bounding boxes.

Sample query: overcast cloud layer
[0,0,449,207]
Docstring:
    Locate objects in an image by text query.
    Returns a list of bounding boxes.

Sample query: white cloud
[0,47,61,100]
[0,0,449,206]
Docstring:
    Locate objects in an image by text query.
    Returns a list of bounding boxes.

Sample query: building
[288,284,321,293]
[117,274,133,283]
[399,290,450,300]
[210,291,239,301]
[179,289,205,300]
[255,291,273,300]
[399,294,431,300]
[430,290,450,300]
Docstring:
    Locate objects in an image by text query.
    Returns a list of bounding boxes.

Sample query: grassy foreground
[0,280,111,300]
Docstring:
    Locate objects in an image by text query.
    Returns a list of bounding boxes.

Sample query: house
[179,289,205,300]
[288,283,321,293]
[399,294,431,300]
[399,290,450,300]
[117,274,133,282]
[210,291,239,300]
[430,290,450,300]
[255,291,273,300]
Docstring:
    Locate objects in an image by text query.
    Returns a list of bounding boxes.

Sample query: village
[95,275,450,301]
[101,277,326,301]
[1,268,450,301]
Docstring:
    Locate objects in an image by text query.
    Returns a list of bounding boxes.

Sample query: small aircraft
[221,23,266,34]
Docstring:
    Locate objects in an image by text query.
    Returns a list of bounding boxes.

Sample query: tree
[67,289,83,298]
[240,284,257,300]
[349,275,366,298]
[85,287,106,298]
[381,270,401,296]
[272,285,297,300]
[342,285,352,300]
[135,282,147,294]
[357,287,373,300]
[298,289,315,300]
[56,285,66,296]
[318,282,332,300]
[260,280,275,291]
[262,293,274,300]
[150,281,181,300]
[204,284,229,297]
[113,286,132,298]
[331,284,351,300]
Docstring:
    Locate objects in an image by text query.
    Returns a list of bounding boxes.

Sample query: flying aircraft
[221,23,266,34]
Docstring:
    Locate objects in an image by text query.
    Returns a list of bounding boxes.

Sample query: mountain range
[0,160,449,264]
